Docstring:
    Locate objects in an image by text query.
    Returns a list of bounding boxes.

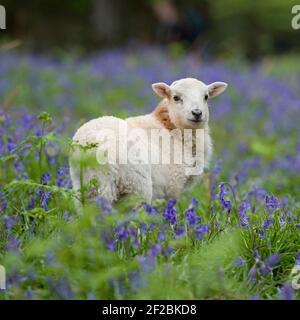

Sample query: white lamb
[70,78,227,204]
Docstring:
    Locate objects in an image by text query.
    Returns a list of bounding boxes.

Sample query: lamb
[70,78,228,204]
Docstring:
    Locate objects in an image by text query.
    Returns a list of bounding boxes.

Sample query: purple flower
[185,208,199,227]
[265,195,280,214]
[40,190,51,211]
[115,225,128,240]
[149,244,161,257]
[249,294,260,300]
[248,265,257,282]
[158,231,165,241]
[295,250,300,265]
[56,167,70,188]
[0,191,7,211]
[139,223,147,234]
[162,247,174,257]
[218,183,232,214]
[148,222,155,231]
[260,253,280,276]
[41,172,51,185]
[238,200,250,228]
[259,229,266,238]
[6,234,19,251]
[211,159,222,175]
[262,217,273,229]
[174,225,184,237]
[162,198,177,225]
[63,210,73,221]
[195,224,209,240]
[279,214,286,227]
[137,244,161,272]
[28,196,35,210]
[233,257,245,266]
[3,215,19,229]
[128,271,144,291]
[87,292,96,300]
[278,282,294,300]
[94,196,112,214]
[106,239,115,251]
[143,203,158,215]
[189,196,200,208]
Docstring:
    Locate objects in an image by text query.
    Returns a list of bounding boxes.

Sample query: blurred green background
[1,0,300,59]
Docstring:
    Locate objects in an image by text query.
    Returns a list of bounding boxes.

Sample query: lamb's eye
[204,94,209,101]
[173,95,181,102]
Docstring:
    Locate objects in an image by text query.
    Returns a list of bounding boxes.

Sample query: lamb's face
[152,78,228,129]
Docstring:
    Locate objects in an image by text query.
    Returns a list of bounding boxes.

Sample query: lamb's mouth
[188,119,203,123]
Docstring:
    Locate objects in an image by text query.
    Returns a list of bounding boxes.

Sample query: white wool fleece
[70,78,228,203]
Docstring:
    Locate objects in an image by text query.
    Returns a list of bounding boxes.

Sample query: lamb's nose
[191,109,202,119]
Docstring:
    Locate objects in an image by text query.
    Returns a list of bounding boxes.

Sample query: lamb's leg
[70,162,119,205]
[119,164,153,204]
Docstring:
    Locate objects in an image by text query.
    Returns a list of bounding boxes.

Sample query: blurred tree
[209,0,300,59]
[0,0,299,58]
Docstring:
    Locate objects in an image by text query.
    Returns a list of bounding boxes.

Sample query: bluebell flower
[115,225,128,240]
[189,196,200,208]
[41,172,51,185]
[259,229,266,238]
[3,215,19,229]
[195,224,208,240]
[148,222,155,231]
[262,217,273,229]
[128,271,144,291]
[248,265,257,282]
[106,239,115,251]
[211,159,222,175]
[260,253,280,276]
[233,257,245,266]
[218,183,232,214]
[87,292,96,300]
[139,223,147,234]
[238,200,250,228]
[40,190,51,211]
[278,282,294,300]
[185,208,199,227]
[94,196,112,214]
[26,289,34,299]
[56,167,67,187]
[158,231,165,241]
[63,210,73,221]
[265,195,280,214]
[28,196,35,210]
[249,294,260,300]
[295,250,300,265]
[162,247,174,257]
[6,233,19,251]
[162,198,177,225]
[174,225,184,237]
[149,244,161,257]
[0,191,7,211]
[143,203,158,215]
[279,214,286,227]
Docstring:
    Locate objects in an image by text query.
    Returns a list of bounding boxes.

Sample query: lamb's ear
[152,82,171,99]
[207,82,228,98]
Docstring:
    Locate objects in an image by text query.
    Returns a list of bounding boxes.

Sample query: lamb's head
[152,78,228,129]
